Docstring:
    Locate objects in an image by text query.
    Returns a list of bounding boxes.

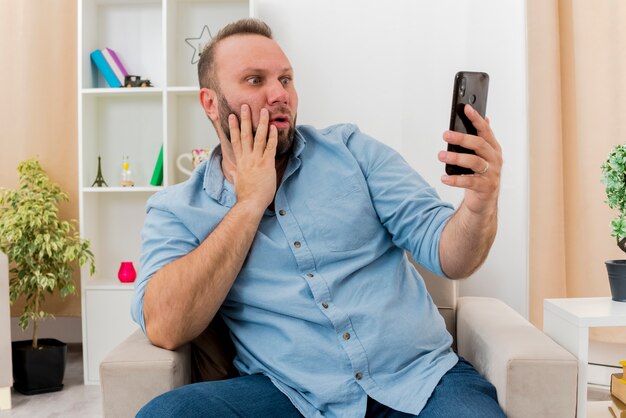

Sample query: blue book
[90,49,122,88]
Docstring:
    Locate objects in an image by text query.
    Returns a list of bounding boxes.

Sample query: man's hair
[197,18,273,89]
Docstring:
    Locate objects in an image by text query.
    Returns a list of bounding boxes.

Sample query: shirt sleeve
[131,200,200,334]
[344,126,454,277]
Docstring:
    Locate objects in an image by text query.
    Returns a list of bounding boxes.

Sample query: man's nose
[266,79,289,106]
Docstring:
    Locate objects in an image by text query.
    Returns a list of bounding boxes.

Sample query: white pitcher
[176,148,211,177]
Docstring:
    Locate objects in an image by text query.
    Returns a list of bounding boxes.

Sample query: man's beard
[217,92,296,159]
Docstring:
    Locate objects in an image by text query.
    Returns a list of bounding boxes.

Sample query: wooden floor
[0,345,101,418]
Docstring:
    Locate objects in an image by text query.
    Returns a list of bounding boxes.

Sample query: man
[132,18,504,418]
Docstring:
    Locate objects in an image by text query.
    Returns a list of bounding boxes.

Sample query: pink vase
[117,262,137,283]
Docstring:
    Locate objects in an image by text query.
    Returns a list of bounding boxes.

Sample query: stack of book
[90,48,128,88]
[610,361,626,418]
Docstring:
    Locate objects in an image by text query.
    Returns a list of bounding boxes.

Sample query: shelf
[166,92,219,184]
[84,278,136,291]
[80,192,148,282]
[166,0,249,86]
[90,0,158,4]
[82,87,163,96]
[81,0,163,89]
[79,0,250,385]
[167,86,199,93]
[81,94,163,187]
[83,186,164,193]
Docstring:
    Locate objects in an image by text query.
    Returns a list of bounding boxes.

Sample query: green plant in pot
[0,159,95,394]
[601,144,626,302]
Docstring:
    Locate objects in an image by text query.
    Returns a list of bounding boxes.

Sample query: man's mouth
[270,115,290,130]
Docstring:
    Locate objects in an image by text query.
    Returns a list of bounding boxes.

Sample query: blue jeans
[136,358,506,417]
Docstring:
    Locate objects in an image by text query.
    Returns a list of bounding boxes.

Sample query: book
[101,48,128,85]
[90,49,121,88]
[613,371,626,405]
[610,394,626,418]
[150,145,164,186]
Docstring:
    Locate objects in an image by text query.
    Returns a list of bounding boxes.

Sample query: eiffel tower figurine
[91,156,108,187]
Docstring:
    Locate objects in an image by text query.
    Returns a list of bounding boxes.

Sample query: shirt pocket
[304,174,379,252]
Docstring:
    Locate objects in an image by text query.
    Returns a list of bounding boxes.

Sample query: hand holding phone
[445,71,489,176]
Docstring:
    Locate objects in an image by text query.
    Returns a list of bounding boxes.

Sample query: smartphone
[445,71,489,176]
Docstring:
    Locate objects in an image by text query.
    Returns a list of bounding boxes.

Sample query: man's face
[212,34,299,158]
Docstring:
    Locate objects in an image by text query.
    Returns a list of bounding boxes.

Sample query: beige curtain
[0,1,80,317]
[528,0,626,342]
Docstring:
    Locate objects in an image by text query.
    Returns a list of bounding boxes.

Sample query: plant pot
[605,260,626,302]
[11,338,67,395]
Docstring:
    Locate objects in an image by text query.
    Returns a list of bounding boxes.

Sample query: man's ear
[199,88,219,122]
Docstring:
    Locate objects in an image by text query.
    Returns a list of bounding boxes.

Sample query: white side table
[544,297,626,418]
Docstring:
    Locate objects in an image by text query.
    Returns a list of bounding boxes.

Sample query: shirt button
[343,332,351,340]
[322,302,329,309]
[294,241,301,248]
[278,210,286,216]
[355,372,363,380]
[306,273,314,278]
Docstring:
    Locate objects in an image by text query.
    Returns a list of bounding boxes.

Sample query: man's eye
[280,77,291,85]
[247,77,261,85]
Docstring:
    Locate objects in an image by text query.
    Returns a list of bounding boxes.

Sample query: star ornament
[185,25,213,65]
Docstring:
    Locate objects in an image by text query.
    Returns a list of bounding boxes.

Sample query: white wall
[254,0,529,317]
[11,317,82,344]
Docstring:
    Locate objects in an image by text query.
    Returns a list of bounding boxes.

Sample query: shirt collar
[292,128,307,158]
[202,146,236,207]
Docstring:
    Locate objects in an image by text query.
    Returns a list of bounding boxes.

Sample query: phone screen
[445,71,489,176]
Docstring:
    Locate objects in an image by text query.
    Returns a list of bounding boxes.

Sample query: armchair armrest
[100,329,191,418]
[456,297,577,418]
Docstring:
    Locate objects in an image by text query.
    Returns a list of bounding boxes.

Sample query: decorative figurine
[120,156,134,187]
[91,156,108,187]
[124,75,152,88]
[185,25,212,64]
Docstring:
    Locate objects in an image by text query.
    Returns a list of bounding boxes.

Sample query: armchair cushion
[189,315,238,382]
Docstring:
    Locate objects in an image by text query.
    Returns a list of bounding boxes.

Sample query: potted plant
[601,144,626,302]
[0,159,95,394]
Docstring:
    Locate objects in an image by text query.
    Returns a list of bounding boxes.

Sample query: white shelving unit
[77,0,251,384]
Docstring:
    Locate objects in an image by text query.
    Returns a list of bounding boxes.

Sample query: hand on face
[438,104,502,215]
[226,104,279,211]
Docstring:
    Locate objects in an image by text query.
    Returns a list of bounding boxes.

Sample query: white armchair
[100,265,578,418]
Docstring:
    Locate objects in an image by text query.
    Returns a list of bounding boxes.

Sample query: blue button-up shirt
[132,124,458,417]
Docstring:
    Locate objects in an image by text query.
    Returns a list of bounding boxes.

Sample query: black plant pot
[605,260,626,302]
[11,338,67,395]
